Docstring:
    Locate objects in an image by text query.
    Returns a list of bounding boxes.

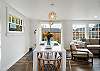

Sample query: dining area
[33,44,66,71]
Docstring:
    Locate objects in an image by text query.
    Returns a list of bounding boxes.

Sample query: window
[89,24,100,39]
[72,24,86,40]
[72,22,100,40]
[41,24,62,43]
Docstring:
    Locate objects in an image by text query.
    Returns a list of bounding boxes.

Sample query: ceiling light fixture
[48,11,56,25]
[48,0,57,25]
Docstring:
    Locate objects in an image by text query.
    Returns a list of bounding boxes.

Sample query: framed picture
[7,13,24,34]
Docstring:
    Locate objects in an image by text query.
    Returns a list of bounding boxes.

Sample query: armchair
[70,43,93,65]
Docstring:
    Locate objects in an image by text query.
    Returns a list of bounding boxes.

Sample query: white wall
[30,20,73,49]
[30,20,39,47]
[0,1,31,71]
[62,20,73,49]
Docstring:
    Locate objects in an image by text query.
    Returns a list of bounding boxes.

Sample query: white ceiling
[4,0,100,20]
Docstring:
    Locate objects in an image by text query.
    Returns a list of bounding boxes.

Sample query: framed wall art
[7,7,24,35]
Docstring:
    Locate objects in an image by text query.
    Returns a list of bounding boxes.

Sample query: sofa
[86,39,100,55]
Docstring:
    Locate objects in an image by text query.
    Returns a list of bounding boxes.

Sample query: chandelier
[48,11,56,25]
[48,0,57,25]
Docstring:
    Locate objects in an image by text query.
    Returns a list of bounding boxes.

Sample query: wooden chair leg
[26,62,29,71]
[67,58,72,71]
[68,59,72,71]
[91,57,93,66]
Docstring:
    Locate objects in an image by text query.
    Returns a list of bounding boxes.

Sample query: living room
[0,0,100,71]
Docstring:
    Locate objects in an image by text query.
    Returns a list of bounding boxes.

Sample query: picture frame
[7,13,24,34]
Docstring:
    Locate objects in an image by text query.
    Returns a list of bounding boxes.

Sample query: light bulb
[51,15,54,18]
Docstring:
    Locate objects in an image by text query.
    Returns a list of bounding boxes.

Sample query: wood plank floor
[7,51,100,71]
[69,58,100,71]
[7,51,33,71]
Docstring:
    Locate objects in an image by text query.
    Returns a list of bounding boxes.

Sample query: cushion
[75,49,93,57]
[71,44,77,50]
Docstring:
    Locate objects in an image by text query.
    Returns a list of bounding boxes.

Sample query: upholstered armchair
[70,43,93,65]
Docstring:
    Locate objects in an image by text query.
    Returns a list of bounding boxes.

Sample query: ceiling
[4,0,100,20]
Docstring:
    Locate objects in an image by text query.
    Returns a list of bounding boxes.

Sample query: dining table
[33,45,66,71]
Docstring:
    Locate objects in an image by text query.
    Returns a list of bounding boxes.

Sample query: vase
[47,38,51,45]
[45,38,52,49]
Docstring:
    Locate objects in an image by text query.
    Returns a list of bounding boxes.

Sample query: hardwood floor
[7,51,100,71]
[67,58,100,71]
[7,51,33,71]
